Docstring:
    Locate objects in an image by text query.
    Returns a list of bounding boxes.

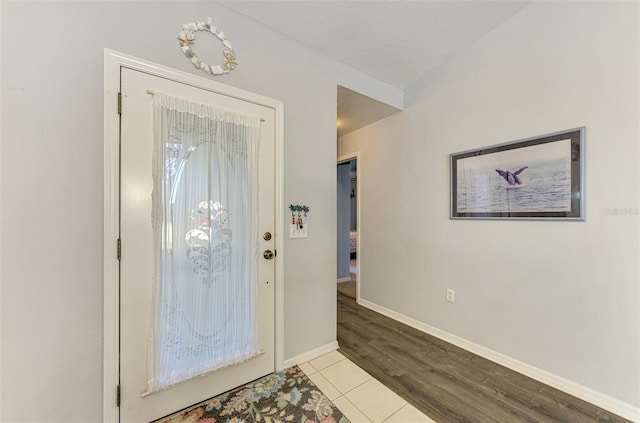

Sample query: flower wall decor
[178,17,238,76]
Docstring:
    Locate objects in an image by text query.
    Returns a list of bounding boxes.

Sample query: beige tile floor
[299,351,436,423]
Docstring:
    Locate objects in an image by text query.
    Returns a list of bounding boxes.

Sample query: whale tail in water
[495,166,528,185]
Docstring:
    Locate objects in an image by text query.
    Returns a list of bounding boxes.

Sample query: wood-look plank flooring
[337,292,631,423]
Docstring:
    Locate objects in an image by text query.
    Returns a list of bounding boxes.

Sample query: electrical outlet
[446,288,455,303]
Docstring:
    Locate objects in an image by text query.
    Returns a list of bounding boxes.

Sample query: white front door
[119,67,276,422]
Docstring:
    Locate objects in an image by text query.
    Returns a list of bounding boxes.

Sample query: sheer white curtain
[146,92,262,394]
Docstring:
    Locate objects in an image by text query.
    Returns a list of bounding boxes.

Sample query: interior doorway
[337,153,360,302]
[335,84,399,306]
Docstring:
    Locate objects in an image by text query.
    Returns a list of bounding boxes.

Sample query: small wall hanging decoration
[178,17,237,76]
[289,204,309,238]
[450,127,585,220]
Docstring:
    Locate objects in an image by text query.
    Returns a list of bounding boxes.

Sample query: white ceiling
[220,0,530,90]
[220,1,530,136]
[337,85,401,137]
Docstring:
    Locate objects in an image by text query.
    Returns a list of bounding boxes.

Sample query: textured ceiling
[220,0,530,89]
[220,1,530,137]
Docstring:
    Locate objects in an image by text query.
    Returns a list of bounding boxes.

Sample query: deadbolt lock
[263,232,272,241]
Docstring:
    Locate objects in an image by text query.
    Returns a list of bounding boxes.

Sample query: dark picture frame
[450,127,585,220]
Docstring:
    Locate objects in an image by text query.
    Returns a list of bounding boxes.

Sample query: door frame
[103,49,285,422]
[337,152,361,303]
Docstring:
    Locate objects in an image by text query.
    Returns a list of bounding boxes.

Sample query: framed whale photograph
[450,127,585,220]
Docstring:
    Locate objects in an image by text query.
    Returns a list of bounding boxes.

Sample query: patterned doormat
[155,366,350,423]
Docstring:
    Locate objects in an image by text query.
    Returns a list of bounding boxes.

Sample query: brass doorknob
[263,250,274,260]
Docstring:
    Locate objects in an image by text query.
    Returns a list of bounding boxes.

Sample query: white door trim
[337,152,361,303]
[103,49,285,422]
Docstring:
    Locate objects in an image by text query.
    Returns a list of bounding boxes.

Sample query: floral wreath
[178,18,237,76]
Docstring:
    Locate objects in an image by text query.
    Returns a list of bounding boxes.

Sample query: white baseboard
[337,277,351,283]
[283,341,339,369]
[358,298,640,422]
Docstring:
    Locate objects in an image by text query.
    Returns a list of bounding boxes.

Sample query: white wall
[339,0,639,412]
[0,2,402,421]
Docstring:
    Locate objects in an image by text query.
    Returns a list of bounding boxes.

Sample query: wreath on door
[178,18,237,76]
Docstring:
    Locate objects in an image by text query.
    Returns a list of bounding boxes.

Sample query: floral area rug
[155,366,350,423]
